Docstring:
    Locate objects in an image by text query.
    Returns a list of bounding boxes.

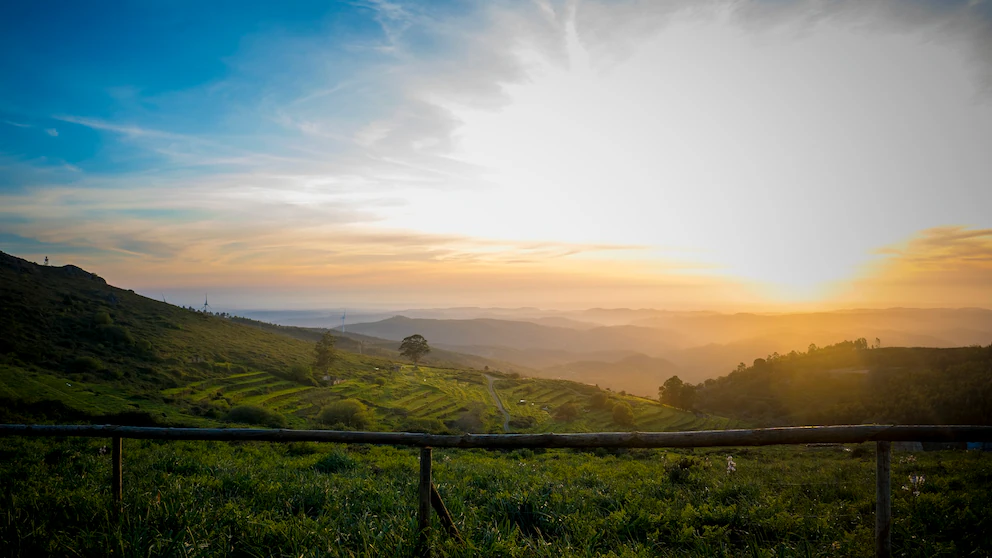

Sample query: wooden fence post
[112,436,123,509]
[430,482,463,544]
[876,441,891,558]
[418,447,432,558]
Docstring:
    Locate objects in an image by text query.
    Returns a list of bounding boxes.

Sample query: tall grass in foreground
[1,438,990,557]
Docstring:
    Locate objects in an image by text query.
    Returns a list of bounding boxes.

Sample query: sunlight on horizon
[1,1,990,310]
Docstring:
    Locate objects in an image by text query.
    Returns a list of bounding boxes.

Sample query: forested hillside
[691,340,992,426]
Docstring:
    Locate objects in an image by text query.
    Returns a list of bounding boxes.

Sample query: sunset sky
[1,0,990,310]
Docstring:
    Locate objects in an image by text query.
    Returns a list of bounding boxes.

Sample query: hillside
[0,251,726,432]
[692,340,992,426]
[228,316,534,374]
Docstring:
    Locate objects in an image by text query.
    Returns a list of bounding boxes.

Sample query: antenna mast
[201,294,211,313]
[341,309,346,333]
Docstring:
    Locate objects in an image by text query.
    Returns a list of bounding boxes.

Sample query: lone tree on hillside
[399,334,431,366]
[313,331,337,376]
[659,375,696,411]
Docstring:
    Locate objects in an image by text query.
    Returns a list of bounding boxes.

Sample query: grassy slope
[0,251,714,432]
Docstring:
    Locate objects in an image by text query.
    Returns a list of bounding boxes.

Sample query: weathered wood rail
[3,423,992,557]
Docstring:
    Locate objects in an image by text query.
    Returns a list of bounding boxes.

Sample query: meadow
[2,436,990,557]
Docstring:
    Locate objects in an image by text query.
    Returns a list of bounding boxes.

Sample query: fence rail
[4,423,991,447]
[3,423,991,558]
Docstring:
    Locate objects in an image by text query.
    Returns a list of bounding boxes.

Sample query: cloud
[4,0,992,309]
[833,227,992,307]
[45,128,57,137]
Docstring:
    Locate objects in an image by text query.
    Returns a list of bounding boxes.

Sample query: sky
[1,0,991,311]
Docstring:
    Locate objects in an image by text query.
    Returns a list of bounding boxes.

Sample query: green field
[2,436,990,557]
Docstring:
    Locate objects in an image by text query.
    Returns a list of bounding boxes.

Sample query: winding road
[484,374,511,432]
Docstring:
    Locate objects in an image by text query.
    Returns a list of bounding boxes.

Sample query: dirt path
[484,374,510,432]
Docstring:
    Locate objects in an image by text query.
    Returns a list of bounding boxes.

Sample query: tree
[399,334,431,365]
[612,401,634,427]
[313,331,337,375]
[660,375,685,407]
[659,375,696,411]
[554,402,580,421]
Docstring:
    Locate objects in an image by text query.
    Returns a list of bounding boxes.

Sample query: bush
[97,324,135,346]
[589,392,611,409]
[612,401,635,427]
[68,356,104,374]
[92,310,113,326]
[509,416,536,429]
[288,363,313,384]
[226,405,287,428]
[318,399,372,429]
[402,417,448,434]
[554,402,580,421]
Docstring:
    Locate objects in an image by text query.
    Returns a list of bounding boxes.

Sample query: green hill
[0,251,731,432]
[693,339,992,426]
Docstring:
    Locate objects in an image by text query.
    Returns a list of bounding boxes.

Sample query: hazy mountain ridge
[342,308,992,394]
[338,316,684,354]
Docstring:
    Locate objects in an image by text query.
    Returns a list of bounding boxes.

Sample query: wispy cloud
[3,0,992,308]
[834,227,992,306]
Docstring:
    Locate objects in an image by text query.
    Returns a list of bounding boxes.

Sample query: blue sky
[1,1,405,177]
[1,0,991,310]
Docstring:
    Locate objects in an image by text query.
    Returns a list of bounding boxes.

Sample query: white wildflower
[908,474,925,496]
[726,455,737,474]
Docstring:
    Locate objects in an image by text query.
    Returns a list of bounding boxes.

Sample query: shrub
[318,399,372,429]
[288,363,313,384]
[402,417,448,434]
[509,416,536,429]
[589,392,611,409]
[68,356,104,374]
[554,402,580,421]
[97,324,135,346]
[612,401,635,427]
[226,405,287,428]
[92,310,113,326]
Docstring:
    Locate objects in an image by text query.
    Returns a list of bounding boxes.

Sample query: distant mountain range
[339,308,992,396]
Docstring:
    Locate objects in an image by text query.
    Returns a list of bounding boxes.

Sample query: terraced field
[492,377,741,432]
[4,359,734,434]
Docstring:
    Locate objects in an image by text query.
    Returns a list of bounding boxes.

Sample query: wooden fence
[3,423,992,557]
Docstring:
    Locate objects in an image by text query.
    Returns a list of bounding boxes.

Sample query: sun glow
[375,7,992,304]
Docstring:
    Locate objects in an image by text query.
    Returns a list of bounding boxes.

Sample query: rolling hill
[0,250,729,432]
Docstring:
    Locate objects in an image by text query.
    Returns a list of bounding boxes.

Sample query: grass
[2,437,990,557]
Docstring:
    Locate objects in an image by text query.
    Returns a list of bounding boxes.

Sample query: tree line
[656,340,992,426]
